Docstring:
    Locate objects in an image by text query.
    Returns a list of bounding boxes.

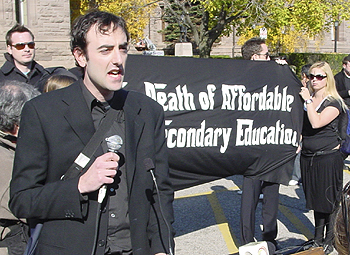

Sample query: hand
[296,144,301,153]
[78,152,119,194]
[301,79,308,88]
[274,59,288,65]
[299,87,311,101]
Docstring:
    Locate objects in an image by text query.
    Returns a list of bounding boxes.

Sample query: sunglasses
[257,52,270,59]
[11,42,35,50]
[309,74,327,80]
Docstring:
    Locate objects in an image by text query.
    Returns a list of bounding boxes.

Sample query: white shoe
[237,190,243,195]
[289,180,299,186]
[259,194,264,200]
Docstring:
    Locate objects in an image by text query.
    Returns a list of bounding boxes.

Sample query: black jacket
[9,80,175,255]
[0,53,46,89]
[0,53,78,92]
[335,69,350,107]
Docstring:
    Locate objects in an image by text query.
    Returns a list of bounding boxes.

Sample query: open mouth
[108,70,121,76]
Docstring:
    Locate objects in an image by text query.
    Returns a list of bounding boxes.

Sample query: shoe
[237,190,243,195]
[259,194,264,200]
[289,180,299,186]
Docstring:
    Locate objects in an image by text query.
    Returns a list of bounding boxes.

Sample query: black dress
[301,97,343,213]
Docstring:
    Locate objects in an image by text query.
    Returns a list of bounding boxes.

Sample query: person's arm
[148,106,175,255]
[10,100,122,220]
[9,101,85,220]
[299,88,340,128]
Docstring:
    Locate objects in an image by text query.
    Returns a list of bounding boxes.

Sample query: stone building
[0,0,75,68]
[0,0,349,69]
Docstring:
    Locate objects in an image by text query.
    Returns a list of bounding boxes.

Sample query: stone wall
[0,0,75,68]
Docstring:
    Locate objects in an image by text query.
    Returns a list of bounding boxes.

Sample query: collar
[80,81,126,112]
[1,52,45,75]
[343,69,350,79]
[80,81,98,112]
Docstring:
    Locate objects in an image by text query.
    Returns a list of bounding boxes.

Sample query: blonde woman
[299,61,346,254]
[43,74,76,93]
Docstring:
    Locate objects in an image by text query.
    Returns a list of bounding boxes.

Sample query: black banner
[124,55,303,190]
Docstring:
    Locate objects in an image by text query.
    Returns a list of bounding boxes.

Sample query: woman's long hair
[309,61,347,111]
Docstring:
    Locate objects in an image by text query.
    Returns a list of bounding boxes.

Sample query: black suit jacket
[9,80,175,255]
[335,69,350,107]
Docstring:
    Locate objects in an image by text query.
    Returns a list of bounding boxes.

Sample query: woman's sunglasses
[11,42,35,50]
[309,74,327,81]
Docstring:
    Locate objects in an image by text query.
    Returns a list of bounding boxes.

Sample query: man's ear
[73,47,87,68]
[7,45,13,55]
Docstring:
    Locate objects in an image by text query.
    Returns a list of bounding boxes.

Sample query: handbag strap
[61,108,120,181]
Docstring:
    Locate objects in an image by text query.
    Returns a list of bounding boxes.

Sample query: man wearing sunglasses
[0,24,46,89]
[239,37,287,252]
[335,54,350,107]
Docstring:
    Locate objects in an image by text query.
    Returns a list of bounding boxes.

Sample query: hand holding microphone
[98,135,123,203]
[77,135,122,199]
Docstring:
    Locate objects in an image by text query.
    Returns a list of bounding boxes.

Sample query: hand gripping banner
[124,55,303,190]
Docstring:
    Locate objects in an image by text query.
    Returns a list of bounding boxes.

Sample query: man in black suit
[9,11,174,255]
[335,54,350,107]
[240,38,284,249]
[0,24,46,89]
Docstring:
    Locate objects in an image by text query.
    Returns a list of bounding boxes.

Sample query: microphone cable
[91,135,123,255]
[91,202,103,255]
[145,158,174,255]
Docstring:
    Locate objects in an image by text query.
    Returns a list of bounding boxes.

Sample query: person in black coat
[0,24,78,92]
[0,24,46,89]
[335,54,350,107]
[9,11,174,255]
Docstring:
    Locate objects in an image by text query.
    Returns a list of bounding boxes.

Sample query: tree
[160,0,350,58]
[70,0,157,41]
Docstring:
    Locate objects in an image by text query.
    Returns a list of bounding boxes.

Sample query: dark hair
[70,10,130,54]
[6,24,34,46]
[301,64,312,77]
[0,80,40,132]
[241,37,266,60]
[342,54,350,65]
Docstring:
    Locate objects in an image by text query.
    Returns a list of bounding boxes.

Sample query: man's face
[74,25,128,99]
[343,62,350,76]
[252,44,270,61]
[7,32,35,67]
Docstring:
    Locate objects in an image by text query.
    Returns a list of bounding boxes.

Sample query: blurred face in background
[343,61,350,76]
[251,44,270,61]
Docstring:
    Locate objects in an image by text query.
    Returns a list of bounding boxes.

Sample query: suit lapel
[124,92,145,192]
[61,81,95,146]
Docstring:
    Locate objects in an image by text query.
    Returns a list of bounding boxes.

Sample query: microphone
[98,135,123,203]
[144,158,174,255]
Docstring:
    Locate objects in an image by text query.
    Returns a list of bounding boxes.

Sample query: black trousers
[240,176,280,245]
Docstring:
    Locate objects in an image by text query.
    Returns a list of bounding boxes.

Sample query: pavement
[172,162,350,255]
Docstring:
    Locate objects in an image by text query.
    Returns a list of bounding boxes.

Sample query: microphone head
[106,135,123,152]
[143,158,155,172]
